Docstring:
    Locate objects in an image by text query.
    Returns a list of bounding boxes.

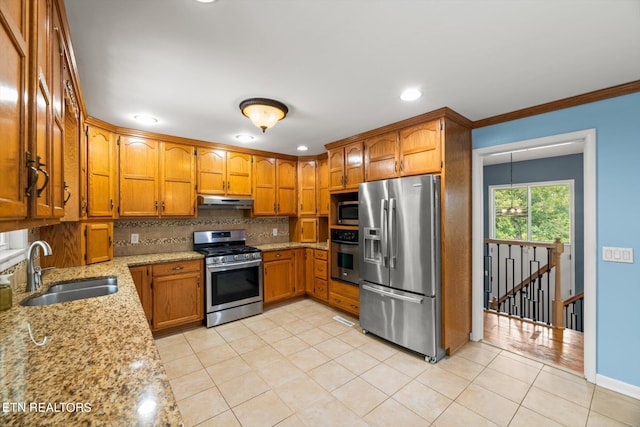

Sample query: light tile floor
[155,298,640,427]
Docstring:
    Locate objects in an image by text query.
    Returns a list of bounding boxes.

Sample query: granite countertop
[0,251,202,426]
[257,241,328,251]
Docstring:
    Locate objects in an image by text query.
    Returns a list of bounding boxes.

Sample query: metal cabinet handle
[162,201,166,211]
[63,182,71,205]
[172,266,184,270]
[227,181,230,190]
[276,253,281,257]
[108,236,112,247]
[36,156,49,198]
[110,199,114,211]
[155,201,158,211]
[362,283,423,304]
[25,151,39,197]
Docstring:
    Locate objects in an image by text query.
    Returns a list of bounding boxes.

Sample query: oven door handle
[207,259,262,272]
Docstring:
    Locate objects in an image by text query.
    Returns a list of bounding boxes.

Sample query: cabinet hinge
[194,148,198,156]
[116,136,121,146]
[440,121,444,131]
[441,160,443,168]
[84,126,88,137]
[84,253,87,261]
[150,281,153,289]
[84,228,87,237]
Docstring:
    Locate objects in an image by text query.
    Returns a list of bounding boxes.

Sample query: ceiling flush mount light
[297,145,308,151]
[235,134,254,142]
[133,114,158,125]
[239,98,288,133]
[400,88,422,102]
[194,0,217,3]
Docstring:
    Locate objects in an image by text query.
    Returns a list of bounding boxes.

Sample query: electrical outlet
[272,228,278,236]
[131,233,139,244]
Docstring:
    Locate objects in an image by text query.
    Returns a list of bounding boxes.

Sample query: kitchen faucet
[26,241,53,292]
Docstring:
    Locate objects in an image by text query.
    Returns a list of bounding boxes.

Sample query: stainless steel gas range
[193,230,263,327]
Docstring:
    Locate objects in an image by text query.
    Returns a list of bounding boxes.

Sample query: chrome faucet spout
[26,241,53,292]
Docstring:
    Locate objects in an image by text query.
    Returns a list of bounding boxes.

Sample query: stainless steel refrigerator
[359,174,445,363]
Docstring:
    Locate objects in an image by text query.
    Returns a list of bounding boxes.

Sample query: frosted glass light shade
[239,98,288,132]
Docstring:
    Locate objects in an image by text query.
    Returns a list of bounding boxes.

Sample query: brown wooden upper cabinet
[298,160,317,216]
[398,119,443,176]
[253,156,297,216]
[0,1,29,221]
[363,119,443,181]
[197,148,252,196]
[317,157,329,215]
[119,137,196,217]
[328,141,363,192]
[86,126,118,218]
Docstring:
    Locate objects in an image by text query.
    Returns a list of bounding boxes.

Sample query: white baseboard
[596,374,640,400]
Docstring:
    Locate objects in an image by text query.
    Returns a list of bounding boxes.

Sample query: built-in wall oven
[194,230,263,327]
[330,229,359,285]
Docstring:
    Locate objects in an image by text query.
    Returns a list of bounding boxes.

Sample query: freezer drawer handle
[362,284,423,304]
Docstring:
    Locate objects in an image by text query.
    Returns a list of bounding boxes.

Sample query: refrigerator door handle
[389,197,396,268]
[362,284,423,304]
[381,198,388,267]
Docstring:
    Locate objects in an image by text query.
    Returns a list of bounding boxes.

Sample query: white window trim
[0,229,28,272]
[488,179,574,244]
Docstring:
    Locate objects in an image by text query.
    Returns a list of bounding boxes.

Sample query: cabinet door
[328,148,345,192]
[252,156,276,215]
[399,119,442,175]
[152,271,203,330]
[299,218,317,242]
[344,141,363,190]
[49,4,65,218]
[276,159,297,216]
[160,142,195,216]
[263,258,293,303]
[119,136,158,216]
[365,131,398,181]
[305,248,314,293]
[298,160,317,216]
[226,152,252,196]
[32,0,53,218]
[86,126,116,217]
[317,158,329,216]
[85,222,113,264]
[197,148,226,195]
[0,1,28,219]
[129,265,152,325]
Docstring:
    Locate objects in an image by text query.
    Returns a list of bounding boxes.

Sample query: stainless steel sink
[21,277,118,307]
[46,276,117,293]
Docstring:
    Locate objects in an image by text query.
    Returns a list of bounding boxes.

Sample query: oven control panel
[331,229,358,244]
[205,251,262,265]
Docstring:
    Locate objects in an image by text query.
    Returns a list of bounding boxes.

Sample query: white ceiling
[63,0,640,157]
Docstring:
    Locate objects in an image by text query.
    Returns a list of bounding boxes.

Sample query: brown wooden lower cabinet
[130,259,203,332]
[263,249,295,304]
[329,279,359,316]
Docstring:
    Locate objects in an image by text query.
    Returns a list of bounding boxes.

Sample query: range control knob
[244,254,251,260]
[233,255,239,261]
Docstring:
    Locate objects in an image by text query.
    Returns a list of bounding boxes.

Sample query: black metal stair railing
[484,238,566,328]
[563,292,584,332]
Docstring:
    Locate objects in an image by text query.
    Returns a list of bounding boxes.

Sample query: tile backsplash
[114,209,290,256]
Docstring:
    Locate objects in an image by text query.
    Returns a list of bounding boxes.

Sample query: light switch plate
[602,246,633,263]
[131,233,139,244]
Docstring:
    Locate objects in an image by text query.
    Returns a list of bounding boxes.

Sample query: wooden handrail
[563,292,584,307]
[495,262,551,305]
[484,238,561,250]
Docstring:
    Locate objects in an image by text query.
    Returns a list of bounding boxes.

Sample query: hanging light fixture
[239,98,288,133]
[498,153,527,216]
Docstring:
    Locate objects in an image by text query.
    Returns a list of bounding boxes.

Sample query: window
[490,181,573,243]
[0,229,28,271]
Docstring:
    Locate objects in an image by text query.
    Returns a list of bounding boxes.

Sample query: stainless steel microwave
[337,201,358,225]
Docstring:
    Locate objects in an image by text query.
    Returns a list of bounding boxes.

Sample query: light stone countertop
[0,251,203,426]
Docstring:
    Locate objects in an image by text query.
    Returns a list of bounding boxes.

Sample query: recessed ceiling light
[235,134,254,142]
[400,88,422,102]
[133,114,158,124]
[194,0,217,3]
[297,145,308,151]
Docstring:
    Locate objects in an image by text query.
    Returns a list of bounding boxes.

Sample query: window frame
[489,179,575,244]
[0,229,28,271]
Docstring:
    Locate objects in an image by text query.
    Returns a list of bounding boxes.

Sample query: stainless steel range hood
[197,195,254,210]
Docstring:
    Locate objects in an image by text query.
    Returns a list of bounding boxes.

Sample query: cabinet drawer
[314,278,328,300]
[314,259,327,280]
[329,280,359,300]
[329,292,359,315]
[263,250,293,262]
[314,249,328,261]
[152,259,201,277]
